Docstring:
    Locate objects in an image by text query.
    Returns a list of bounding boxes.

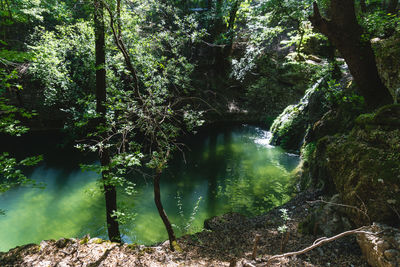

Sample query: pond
[0,124,299,252]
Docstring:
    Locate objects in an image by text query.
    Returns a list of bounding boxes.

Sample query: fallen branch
[266,226,376,263]
[252,234,261,260]
[307,197,370,223]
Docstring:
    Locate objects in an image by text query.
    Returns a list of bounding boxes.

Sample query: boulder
[269,79,327,151]
[315,105,400,226]
[373,34,400,102]
[299,194,352,236]
[357,223,400,267]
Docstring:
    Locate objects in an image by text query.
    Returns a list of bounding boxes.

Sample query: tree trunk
[207,0,212,10]
[100,148,121,243]
[387,0,398,14]
[223,0,240,57]
[360,0,367,13]
[154,169,177,251]
[309,0,393,109]
[94,0,121,243]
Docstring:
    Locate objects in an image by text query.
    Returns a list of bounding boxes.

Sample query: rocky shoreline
[0,191,371,267]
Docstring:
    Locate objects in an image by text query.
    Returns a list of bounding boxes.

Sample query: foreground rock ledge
[0,192,369,266]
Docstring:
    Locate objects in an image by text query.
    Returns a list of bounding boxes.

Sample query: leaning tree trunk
[94,0,121,243]
[309,0,393,109]
[154,169,178,251]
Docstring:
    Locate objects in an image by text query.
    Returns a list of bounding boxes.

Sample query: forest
[0,0,400,266]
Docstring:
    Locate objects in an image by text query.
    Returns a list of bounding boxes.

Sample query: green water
[0,125,299,251]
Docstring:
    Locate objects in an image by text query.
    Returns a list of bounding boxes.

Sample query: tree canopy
[1,0,399,249]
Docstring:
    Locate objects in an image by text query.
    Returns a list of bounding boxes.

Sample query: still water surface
[0,125,299,251]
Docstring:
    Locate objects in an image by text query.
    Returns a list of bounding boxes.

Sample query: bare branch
[267,226,376,263]
[307,197,370,223]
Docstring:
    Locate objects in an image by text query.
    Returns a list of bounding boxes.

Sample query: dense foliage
[1,0,399,248]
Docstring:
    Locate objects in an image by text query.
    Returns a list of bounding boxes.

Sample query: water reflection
[0,125,299,251]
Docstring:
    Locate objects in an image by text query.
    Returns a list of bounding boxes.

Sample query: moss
[79,236,89,245]
[269,103,309,151]
[138,247,154,256]
[355,104,400,128]
[172,241,183,253]
[127,243,138,250]
[300,141,316,162]
[92,238,104,244]
[355,113,375,125]
[321,113,400,226]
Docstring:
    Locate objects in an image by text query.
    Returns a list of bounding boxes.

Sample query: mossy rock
[320,107,400,226]
[269,103,309,151]
[126,243,139,250]
[355,104,400,129]
[373,34,400,98]
[269,83,331,151]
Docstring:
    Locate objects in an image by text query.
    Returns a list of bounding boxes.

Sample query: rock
[57,262,70,267]
[372,33,400,102]
[357,223,400,267]
[55,238,72,248]
[307,55,323,63]
[269,79,328,151]
[313,105,400,226]
[298,194,352,236]
[377,241,391,254]
[88,238,103,244]
[384,249,399,261]
[39,240,49,251]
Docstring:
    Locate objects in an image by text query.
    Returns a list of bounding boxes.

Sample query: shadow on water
[0,125,299,251]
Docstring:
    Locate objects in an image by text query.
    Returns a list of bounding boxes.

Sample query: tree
[387,0,398,14]
[99,0,204,250]
[309,0,393,109]
[93,0,121,243]
[0,48,42,214]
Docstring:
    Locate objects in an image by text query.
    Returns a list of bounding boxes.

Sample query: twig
[387,203,400,222]
[252,234,261,260]
[280,231,290,253]
[307,197,370,223]
[266,226,376,263]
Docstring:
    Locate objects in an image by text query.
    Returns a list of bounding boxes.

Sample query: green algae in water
[0,125,299,251]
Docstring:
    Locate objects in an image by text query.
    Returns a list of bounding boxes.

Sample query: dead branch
[266,226,376,263]
[307,197,370,223]
[252,234,261,260]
